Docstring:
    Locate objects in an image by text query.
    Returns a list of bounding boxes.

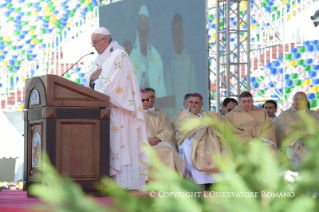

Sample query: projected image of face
[172,14,184,55]
[129,5,165,98]
[124,40,133,55]
[166,13,198,112]
[99,0,208,118]
[137,15,150,56]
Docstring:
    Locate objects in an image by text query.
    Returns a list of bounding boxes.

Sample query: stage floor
[0,190,113,212]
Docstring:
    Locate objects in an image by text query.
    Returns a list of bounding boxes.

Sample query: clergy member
[225,91,277,150]
[262,100,278,121]
[183,93,192,109]
[173,93,192,118]
[172,93,232,189]
[84,28,121,89]
[85,27,150,190]
[130,5,165,97]
[221,98,238,117]
[140,89,185,175]
[166,13,198,109]
[275,92,319,170]
[145,88,172,129]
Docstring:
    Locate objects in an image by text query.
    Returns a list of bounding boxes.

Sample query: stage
[0,190,113,212]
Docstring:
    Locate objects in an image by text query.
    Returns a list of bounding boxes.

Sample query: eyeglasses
[141,98,150,102]
[91,38,105,45]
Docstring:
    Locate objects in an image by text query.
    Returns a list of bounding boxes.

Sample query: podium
[23,75,110,196]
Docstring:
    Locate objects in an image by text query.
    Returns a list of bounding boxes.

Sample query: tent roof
[0,110,24,158]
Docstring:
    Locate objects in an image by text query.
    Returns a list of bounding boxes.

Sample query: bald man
[275,92,319,170]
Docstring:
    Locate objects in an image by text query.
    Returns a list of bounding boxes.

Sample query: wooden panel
[56,108,100,119]
[25,75,110,108]
[42,108,57,119]
[27,122,43,180]
[56,119,100,180]
[27,108,43,121]
[54,83,93,99]
[24,77,47,109]
[44,119,57,167]
[100,120,110,177]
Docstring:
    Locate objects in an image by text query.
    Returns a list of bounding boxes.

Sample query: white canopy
[0,110,24,182]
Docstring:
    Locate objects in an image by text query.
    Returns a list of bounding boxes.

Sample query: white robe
[84,41,124,88]
[178,113,228,184]
[86,42,150,190]
[129,36,166,97]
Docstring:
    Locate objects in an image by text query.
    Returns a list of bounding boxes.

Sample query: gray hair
[140,89,149,97]
[97,34,112,42]
[104,35,112,42]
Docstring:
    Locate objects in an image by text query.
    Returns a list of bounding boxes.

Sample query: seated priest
[225,91,277,151]
[172,93,232,189]
[182,93,192,110]
[275,92,319,171]
[140,89,185,176]
[145,87,172,128]
[221,97,238,118]
[173,93,192,118]
[262,100,278,122]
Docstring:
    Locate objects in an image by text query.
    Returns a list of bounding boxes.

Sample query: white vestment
[178,113,227,184]
[129,36,166,97]
[86,42,150,190]
[84,41,124,88]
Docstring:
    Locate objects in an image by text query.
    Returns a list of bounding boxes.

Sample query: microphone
[61,52,94,77]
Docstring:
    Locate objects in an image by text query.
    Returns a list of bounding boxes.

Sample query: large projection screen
[99,0,208,118]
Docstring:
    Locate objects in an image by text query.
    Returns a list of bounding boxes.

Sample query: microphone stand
[61,52,94,77]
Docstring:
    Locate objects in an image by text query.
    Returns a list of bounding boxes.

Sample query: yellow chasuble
[172,109,232,174]
[275,107,319,163]
[144,111,185,176]
[225,105,276,145]
[151,107,174,142]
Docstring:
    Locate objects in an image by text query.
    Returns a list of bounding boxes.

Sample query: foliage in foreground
[29,113,319,212]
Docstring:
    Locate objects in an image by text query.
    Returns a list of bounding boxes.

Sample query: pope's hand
[90,68,102,82]
[148,137,160,146]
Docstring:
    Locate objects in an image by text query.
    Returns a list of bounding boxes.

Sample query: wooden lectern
[23,75,110,196]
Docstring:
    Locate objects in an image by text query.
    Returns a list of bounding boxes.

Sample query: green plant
[30,113,319,212]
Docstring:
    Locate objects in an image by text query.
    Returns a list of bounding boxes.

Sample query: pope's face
[293,93,307,110]
[188,97,203,115]
[172,20,184,55]
[137,15,150,55]
[264,103,277,117]
[222,101,237,115]
[147,90,155,108]
[239,97,254,112]
[91,33,109,55]
[141,92,149,110]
